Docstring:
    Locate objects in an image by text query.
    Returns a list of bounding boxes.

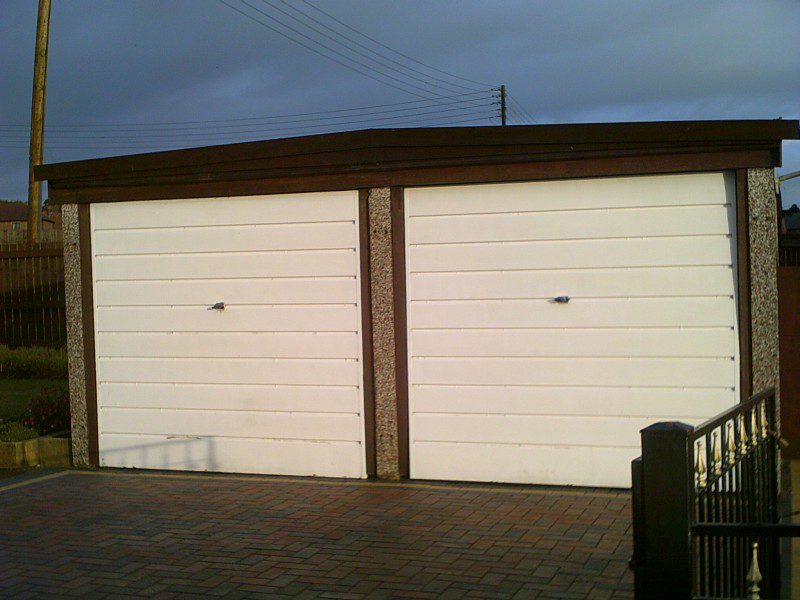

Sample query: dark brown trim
[736,169,753,400]
[78,204,99,466]
[49,149,779,206]
[42,146,779,190]
[35,120,799,184]
[358,189,376,478]
[390,187,409,478]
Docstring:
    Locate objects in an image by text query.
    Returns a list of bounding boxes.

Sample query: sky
[1,0,799,206]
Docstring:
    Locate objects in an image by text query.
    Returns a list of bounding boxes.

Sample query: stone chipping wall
[62,204,90,467]
[748,168,781,415]
[367,188,401,480]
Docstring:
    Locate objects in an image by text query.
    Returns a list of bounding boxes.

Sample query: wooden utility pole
[27,0,52,244]
[500,84,507,126]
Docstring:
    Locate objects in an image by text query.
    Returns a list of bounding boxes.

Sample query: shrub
[0,421,39,442]
[0,346,68,379]
[25,382,70,435]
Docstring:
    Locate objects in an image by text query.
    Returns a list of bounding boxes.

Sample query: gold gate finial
[726,422,736,465]
[747,541,762,600]
[695,440,707,488]
[712,432,722,476]
[739,414,748,454]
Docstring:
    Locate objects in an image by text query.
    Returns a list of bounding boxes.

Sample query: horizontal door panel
[409,237,734,273]
[93,221,356,255]
[410,297,736,329]
[411,442,641,487]
[94,278,359,307]
[408,204,732,244]
[96,331,361,359]
[97,357,361,386]
[409,267,736,300]
[101,407,362,441]
[411,357,735,387]
[100,382,361,413]
[411,328,735,358]
[412,413,659,447]
[99,435,364,478]
[93,250,357,281]
[92,192,357,230]
[95,305,359,333]
[411,385,735,419]
[405,173,730,216]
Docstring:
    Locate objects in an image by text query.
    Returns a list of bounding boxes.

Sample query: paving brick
[0,471,633,597]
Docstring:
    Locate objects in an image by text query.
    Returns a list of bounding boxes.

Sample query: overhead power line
[0,115,493,151]
[217,0,486,100]
[0,4,539,157]
[507,104,531,125]
[0,106,498,143]
[0,93,495,132]
[294,0,490,89]
[507,94,536,124]
[217,0,429,99]
[0,110,496,143]
[267,0,484,95]
[0,116,496,145]
[504,106,524,125]
[256,0,479,97]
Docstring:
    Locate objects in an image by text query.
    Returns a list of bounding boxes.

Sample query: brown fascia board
[35,119,800,188]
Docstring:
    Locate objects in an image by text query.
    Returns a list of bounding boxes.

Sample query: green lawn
[0,379,64,423]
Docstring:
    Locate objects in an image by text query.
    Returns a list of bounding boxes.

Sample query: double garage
[39,120,797,488]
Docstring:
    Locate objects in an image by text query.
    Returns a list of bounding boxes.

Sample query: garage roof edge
[36,120,800,192]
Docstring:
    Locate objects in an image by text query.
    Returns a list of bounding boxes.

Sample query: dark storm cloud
[1,0,798,203]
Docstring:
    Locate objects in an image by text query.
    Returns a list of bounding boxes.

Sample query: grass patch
[0,346,68,379]
[0,379,64,423]
[0,422,38,442]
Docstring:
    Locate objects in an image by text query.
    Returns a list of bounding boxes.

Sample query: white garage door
[405,173,739,487]
[90,191,366,478]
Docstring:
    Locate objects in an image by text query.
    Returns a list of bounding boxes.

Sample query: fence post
[640,421,694,598]
[630,457,645,598]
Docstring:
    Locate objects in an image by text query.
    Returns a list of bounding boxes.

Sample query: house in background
[782,203,800,237]
[0,200,62,243]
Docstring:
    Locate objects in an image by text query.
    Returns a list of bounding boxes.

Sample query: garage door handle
[208,302,225,310]
[552,296,570,304]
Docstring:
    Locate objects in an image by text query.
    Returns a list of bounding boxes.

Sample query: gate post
[630,457,645,598]
[640,421,694,598]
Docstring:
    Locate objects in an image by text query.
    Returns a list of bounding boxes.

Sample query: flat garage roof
[36,120,800,204]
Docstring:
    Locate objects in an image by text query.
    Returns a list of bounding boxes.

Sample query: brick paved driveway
[0,470,632,599]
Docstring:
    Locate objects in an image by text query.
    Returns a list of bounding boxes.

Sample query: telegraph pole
[500,84,507,126]
[27,0,51,244]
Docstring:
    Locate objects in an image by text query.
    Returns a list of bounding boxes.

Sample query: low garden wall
[0,432,70,468]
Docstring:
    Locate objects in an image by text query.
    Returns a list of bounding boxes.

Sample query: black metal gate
[630,389,799,599]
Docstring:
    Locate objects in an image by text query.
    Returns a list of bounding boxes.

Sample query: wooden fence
[0,229,62,246]
[779,238,800,267]
[779,238,800,458]
[0,241,66,348]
